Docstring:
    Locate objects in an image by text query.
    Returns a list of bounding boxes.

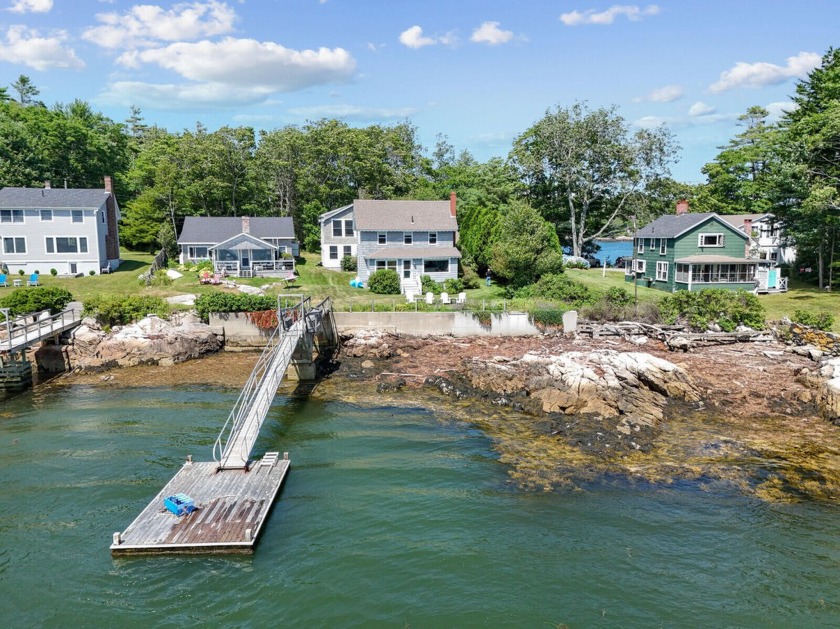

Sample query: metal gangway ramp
[213,296,326,470]
[0,307,81,354]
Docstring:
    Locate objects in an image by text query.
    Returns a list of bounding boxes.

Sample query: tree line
[1,47,839,289]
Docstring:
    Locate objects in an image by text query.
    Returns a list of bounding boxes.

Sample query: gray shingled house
[321,194,460,293]
[0,177,121,276]
[177,215,299,278]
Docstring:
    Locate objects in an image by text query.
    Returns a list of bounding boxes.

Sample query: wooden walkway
[0,308,80,354]
[111,454,290,555]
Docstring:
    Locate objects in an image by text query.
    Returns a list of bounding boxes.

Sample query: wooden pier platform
[111,453,289,556]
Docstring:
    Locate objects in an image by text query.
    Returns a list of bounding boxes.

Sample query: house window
[770,251,778,262]
[375,259,397,271]
[378,232,386,244]
[660,239,667,255]
[101,211,105,224]
[332,220,342,237]
[46,236,88,254]
[1,209,23,223]
[329,245,338,260]
[656,261,668,281]
[429,232,437,245]
[423,259,449,273]
[637,239,644,254]
[344,219,354,237]
[649,238,656,251]
[72,210,84,223]
[634,259,646,273]
[40,209,53,221]
[698,233,724,247]
[343,245,352,257]
[3,237,25,254]
[188,246,208,259]
[404,233,413,245]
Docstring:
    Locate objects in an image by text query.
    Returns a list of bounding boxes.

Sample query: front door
[241,256,250,269]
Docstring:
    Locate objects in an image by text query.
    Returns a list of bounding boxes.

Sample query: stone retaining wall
[787,323,840,356]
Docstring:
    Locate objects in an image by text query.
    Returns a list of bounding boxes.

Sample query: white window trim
[344,219,354,236]
[377,232,386,244]
[3,236,26,254]
[404,232,413,245]
[40,209,53,221]
[332,219,343,237]
[343,245,352,257]
[649,238,656,251]
[328,245,338,260]
[1,209,24,223]
[698,233,724,247]
[656,261,668,281]
[429,232,437,245]
[72,210,84,223]
[637,239,644,254]
[659,239,667,255]
[45,236,89,254]
[634,259,646,273]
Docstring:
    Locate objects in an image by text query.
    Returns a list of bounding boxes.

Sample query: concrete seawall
[333,311,544,337]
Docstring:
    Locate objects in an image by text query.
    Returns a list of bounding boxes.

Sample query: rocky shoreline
[42,317,840,501]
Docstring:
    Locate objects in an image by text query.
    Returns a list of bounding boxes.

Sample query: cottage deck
[111,455,289,555]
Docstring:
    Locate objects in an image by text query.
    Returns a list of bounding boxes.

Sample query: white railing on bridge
[0,307,81,353]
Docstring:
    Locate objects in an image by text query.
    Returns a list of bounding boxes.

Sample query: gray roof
[178,216,296,243]
[0,187,110,209]
[353,199,457,232]
[718,213,772,230]
[635,212,747,240]
[318,203,353,224]
[365,245,461,260]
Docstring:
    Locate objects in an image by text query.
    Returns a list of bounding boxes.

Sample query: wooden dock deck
[111,453,289,555]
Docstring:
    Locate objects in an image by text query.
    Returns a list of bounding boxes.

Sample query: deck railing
[0,307,81,353]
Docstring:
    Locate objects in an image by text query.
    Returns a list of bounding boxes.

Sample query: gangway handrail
[0,307,80,353]
[212,295,312,467]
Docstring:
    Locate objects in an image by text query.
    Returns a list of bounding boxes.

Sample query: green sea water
[1,383,839,628]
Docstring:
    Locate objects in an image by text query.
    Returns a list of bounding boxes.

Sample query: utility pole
[632,215,638,317]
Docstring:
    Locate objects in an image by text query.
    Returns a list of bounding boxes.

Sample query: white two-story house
[0,177,121,276]
[321,194,460,293]
[720,213,796,265]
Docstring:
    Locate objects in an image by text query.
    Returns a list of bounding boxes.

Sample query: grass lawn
[10,250,838,330]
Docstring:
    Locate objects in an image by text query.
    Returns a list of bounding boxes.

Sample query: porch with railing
[215,258,296,278]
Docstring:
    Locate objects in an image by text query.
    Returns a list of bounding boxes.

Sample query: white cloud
[398,25,457,49]
[709,51,820,93]
[83,1,237,50]
[100,80,271,109]
[688,101,715,117]
[560,4,659,26]
[470,21,513,46]
[288,104,417,120]
[9,0,52,13]
[636,84,683,102]
[399,25,437,49]
[765,100,797,120]
[0,25,84,70]
[117,38,356,92]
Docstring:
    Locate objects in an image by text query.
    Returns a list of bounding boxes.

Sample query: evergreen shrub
[368,269,401,294]
[341,255,357,272]
[792,309,835,331]
[0,286,74,317]
[659,288,765,332]
[83,295,170,326]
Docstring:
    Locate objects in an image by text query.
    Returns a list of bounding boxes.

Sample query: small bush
[148,269,172,286]
[83,295,170,326]
[519,273,592,305]
[421,274,442,295]
[18,269,24,275]
[194,292,276,323]
[659,288,765,331]
[0,286,74,317]
[461,265,480,289]
[194,260,214,273]
[368,269,401,294]
[89,270,96,276]
[792,309,835,331]
[443,277,463,294]
[340,255,357,272]
[50,268,57,276]
[604,287,632,306]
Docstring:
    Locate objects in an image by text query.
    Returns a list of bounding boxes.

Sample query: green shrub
[50,268,57,276]
[149,269,172,286]
[18,269,24,275]
[420,274,442,295]
[659,288,765,332]
[194,260,214,273]
[368,269,401,294]
[0,286,74,317]
[529,308,565,326]
[792,309,835,331]
[340,255,357,272]
[519,273,592,305]
[89,270,96,276]
[604,287,632,306]
[83,295,170,326]
[461,265,480,289]
[193,292,276,322]
[443,277,463,294]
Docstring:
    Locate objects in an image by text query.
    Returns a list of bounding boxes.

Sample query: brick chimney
[743,218,753,258]
[104,175,113,193]
[450,191,457,218]
[242,216,250,234]
[44,180,51,189]
[676,199,689,215]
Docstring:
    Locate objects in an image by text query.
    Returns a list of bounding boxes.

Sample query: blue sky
[0,1,837,182]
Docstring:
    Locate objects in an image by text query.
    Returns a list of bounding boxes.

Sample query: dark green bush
[368,269,401,294]
[0,286,74,317]
[443,277,463,294]
[50,268,57,276]
[340,255,357,272]
[461,265,480,289]
[792,309,835,331]
[659,288,765,332]
[519,273,592,305]
[604,287,632,306]
[83,295,170,326]
[194,292,276,322]
[530,308,565,326]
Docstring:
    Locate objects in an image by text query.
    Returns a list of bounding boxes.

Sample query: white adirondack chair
[456,292,466,305]
[425,292,434,305]
[440,292,451,305]
[405,291,416,303]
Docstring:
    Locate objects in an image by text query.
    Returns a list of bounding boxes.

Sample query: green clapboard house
[627,203,760,293]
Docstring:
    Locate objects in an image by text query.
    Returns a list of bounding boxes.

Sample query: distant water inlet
[2,385,840,626]
[593,238,633,264]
